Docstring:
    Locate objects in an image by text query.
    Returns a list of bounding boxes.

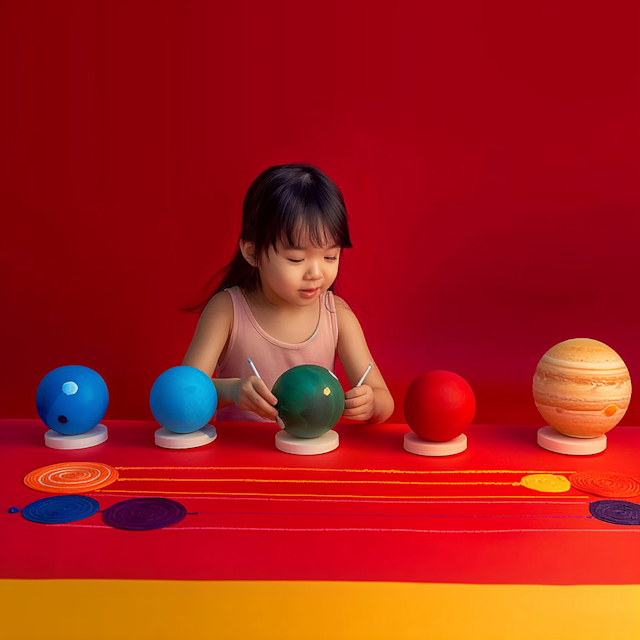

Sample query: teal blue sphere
[150,366,217,433]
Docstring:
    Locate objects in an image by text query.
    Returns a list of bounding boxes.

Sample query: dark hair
[183,164,352,314]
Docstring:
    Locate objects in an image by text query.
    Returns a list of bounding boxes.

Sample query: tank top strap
[324,289,338,349]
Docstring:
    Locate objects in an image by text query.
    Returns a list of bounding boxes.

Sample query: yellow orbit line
[116,466,576,475]
[116,477,524,486]
[107,467,578,497]
[95,488,588,499]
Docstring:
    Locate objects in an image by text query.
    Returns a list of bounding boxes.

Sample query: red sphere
[403,371,476,442]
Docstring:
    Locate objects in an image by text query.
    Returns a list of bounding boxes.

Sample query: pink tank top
[215,286,339,422]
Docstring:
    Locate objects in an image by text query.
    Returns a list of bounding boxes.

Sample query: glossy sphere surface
[403,370,476,442]
[36,365,109,435]
[150,366,218,433]
[533,338,631,438]
[272,365,345,438]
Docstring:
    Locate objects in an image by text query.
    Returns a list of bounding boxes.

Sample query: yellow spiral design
[521,474,571,493]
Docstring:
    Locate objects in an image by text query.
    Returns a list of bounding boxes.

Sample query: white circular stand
[537,426,606,456]
[275,429,339,455]
[45,423,108,450]
[155,425,217,449]
[404,432,467,457]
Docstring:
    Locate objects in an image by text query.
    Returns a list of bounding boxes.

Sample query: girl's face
[257,231,341,307]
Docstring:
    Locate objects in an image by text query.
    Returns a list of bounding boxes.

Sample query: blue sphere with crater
[36,365,109,435]
[150,366,217,433]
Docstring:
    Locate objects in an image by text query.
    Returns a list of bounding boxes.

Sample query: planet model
[532,338,632,438]
[36,365,109,435]
[272,364,345,438]
[150,366,218,433]
[403,370,476,442]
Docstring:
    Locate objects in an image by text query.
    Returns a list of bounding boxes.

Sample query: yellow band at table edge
[2,579,638,640]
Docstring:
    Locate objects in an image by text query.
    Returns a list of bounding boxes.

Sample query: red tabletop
[1,419,639,585]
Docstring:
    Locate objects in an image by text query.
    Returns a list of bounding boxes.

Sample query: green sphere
[272,365,345,438]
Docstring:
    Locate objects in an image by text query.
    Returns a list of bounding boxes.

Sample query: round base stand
[537,426,606,456]
[404,432,467,457]
[44,424,108,450]
[275,429,339,455]
[155,425,217,450]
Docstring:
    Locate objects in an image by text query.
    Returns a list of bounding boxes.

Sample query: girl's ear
[239,240,258,267]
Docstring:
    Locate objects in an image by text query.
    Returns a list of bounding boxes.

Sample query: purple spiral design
[589,500,640,526]
[102,497,187,531]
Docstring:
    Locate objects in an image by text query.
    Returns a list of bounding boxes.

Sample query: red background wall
[1,0,638,426]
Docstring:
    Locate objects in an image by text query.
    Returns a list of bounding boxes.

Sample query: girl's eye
[287,256,339,263]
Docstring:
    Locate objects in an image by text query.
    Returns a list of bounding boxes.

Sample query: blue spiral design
[22,495,100,524]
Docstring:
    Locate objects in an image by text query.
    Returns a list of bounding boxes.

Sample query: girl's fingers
[343,404,369,415]
[254,402,277,419]
[239,379,277,418]
[239,389,276,419]
[344,396,369,409]
[251,391,278,419]
[254,379,277,405]
[342,411,367,421]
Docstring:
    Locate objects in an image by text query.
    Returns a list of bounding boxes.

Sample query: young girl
[182,164,394,424]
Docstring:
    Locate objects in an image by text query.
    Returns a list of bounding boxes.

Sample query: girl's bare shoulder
[202,289,233,318]
[182,291,234,376]
[197,290,234,340]
[332,294,352,313]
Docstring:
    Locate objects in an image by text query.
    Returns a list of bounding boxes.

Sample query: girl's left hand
[343,385,375,422]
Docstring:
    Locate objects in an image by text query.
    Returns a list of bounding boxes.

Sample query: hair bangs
[274,187,351,252]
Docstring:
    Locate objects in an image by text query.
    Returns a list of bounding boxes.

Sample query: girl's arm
[182,291,236,409]
[182,291,277,419]
[334,296,394,424]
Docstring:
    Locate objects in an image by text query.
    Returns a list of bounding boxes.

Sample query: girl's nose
[305,260,322,277]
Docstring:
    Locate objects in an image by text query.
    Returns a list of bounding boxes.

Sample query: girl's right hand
[234,376,279,420]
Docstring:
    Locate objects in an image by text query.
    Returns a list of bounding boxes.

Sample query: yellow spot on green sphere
[604,405,617,417]
[323,387,331,396]
[521,474,571,493]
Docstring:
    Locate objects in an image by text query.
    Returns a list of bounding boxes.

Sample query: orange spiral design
[24,462,119,493]
[570,471,640,498]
